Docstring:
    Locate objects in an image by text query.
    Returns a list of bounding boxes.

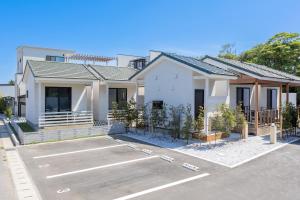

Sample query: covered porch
[34,79,95,129]
[230,75,298,136]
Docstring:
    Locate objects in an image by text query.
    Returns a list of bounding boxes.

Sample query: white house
[131,52,300,135]
[130,52,237,134]
[16,46,300,136]
[19,46,144,128]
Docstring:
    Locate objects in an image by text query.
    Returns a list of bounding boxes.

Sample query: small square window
[152,101,163,109]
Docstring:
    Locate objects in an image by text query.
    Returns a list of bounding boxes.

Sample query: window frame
[45,87,72,112]
[108,88,127,110]
[46,55,65,62]
[152,100,164,110]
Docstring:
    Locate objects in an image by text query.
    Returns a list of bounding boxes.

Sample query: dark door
[194,89,204,118]
[236,87,250,111]
[267,89,277,109]
[45,87,71,112]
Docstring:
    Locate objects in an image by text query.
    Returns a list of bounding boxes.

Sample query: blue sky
[1,0,300,83]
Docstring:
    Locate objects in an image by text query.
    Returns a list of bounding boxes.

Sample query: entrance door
[236,87,250,112]
[194,89,204,118]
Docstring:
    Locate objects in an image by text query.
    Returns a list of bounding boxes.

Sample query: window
[45,87,71,112]
[109,88,127,110]
[236,87,250,111]
[152,101,163,109]
[267,89,277,109]
[46,55,65,62]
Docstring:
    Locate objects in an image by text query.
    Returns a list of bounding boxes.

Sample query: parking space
[18,136,218,200]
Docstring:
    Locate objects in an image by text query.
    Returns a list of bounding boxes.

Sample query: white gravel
[126,131,299,168]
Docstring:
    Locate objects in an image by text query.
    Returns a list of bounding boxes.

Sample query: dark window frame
[267,89,277,110]
[108,88,127,110]
[45,87,72,112]
[152,100,164,110]
[194,89,204,118]
[46,55,65,62]
[236,87,250,110]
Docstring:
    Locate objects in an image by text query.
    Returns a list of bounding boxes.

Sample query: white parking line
[33,144,127,159]
[113,173,210,200]
[46,155,159,179]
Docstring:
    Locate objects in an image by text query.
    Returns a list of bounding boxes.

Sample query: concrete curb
[1,119,42,200]
[3,119,20,146]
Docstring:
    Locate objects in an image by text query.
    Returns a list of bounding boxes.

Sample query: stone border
[1,119,41,200]
[7,121,125,145]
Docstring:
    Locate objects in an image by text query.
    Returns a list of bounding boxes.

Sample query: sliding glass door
[45,87,71,112]
[108,88,127,109]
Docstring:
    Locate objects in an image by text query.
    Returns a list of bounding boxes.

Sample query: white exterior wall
[0,85,15,97]
[25,72,38,125]
[149,51,161,61]
[117,54,142,67]
[282,93,297,106]
[144,59,194,111]
[98,84,109,121]
[143,58,230,118]
[93,82,137,122]
[230,85,281,109]
[17,46,74,73]
[25,76,91,126]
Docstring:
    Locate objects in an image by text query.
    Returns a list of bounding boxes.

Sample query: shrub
[17,122,35,132]
[169,105,184,139]
[194,106,204,134]
[123,98,138,132]
[211,104,236,136]
[235,104,247,134]
[4,107,12,119]
[111,101,121,121]
[282,103,297,129]
[0,96,5,113]
[221,104,236,135]
[182,104,193,144]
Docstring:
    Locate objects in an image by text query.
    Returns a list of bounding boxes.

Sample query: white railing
[39,111,93,128]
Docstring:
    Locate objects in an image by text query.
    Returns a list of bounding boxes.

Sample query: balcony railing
[243,106,280,126]
[39,111,93,128]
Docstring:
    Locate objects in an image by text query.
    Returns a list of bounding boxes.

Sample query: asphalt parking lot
[18,136,300,200]
[18,136,224,200]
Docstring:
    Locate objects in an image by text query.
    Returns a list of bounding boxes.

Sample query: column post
[204,78,209,134]
[255,80,259,135]
[279,84,283,138]
[286,83,289,106]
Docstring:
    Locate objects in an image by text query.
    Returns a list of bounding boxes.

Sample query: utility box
[270,123,277,144]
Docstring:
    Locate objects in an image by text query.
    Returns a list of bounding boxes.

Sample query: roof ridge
[218,57,295,80]
[28,60,85,66]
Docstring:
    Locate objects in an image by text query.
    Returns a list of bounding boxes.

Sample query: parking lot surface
[18,136,222,200]
[18,135,300,200]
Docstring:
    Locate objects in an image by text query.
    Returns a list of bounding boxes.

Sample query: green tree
[240,32,300,74]
[218,43,239,60]
[8,80,15,85]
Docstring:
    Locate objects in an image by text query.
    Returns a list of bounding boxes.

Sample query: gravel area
[125,131,300,168]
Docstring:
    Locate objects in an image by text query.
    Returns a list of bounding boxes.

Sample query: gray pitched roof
[89,65,139,81]
[28,60,97,80]
[130,52,236,79]
[203,56,300,81]
[163,52,235,76]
